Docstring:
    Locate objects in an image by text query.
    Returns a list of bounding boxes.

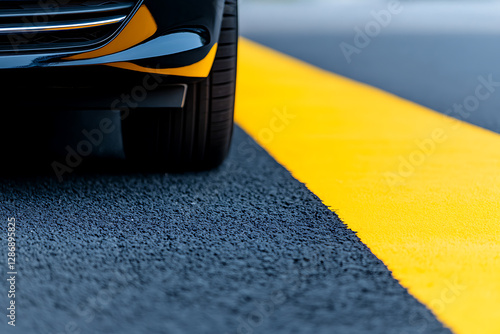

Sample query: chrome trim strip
[0,3,134,18]
[0,16,126,34]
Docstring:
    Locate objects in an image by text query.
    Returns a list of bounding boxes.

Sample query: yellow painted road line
[235,38,500,334]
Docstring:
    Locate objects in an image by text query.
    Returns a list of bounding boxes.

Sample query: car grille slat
[0,1,138,53]
[0,2,134,18]
[0,15,126,34]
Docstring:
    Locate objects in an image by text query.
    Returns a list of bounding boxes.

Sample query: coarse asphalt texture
[0,126,449,334]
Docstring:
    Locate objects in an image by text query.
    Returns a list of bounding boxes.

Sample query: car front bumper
[0,0,226,79]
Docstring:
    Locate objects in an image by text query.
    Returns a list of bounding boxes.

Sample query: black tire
[121,0,238,171]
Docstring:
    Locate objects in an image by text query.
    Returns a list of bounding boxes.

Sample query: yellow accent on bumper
[66,5,157,61]
[106,43,218,78]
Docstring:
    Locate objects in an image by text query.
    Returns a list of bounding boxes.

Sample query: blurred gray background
[240,0,500,134]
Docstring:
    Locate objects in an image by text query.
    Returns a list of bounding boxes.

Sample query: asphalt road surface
[3,0,499,333]
[0,125,448,334]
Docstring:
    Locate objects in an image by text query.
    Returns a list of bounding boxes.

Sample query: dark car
[0,0,238,172]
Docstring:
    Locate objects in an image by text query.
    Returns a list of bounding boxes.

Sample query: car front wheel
[121,0,238,171]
